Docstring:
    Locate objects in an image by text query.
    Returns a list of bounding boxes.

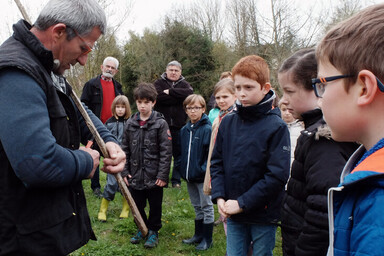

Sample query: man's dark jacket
[0,20,116,255]
[154,73,193,129]
[81,75,123,118]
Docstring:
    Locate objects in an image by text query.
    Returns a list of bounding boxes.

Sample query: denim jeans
[102,173,119,201]
[226,218,276,256]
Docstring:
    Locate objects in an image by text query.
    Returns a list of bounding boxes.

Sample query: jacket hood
[160,72,186,84]
[185,113,210,131]
[300,108,332,141]
[235,90,278,121]
[341,144,384,187]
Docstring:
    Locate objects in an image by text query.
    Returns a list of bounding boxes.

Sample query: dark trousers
[170,127,181,185]
[91,165,100,190]
[130,186,164,232]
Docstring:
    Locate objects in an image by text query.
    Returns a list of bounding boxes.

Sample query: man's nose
[77,54,88,66]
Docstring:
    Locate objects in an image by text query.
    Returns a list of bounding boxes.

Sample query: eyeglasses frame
[312,74,384,98]
[68,27,93,56]
[186,107,204,112]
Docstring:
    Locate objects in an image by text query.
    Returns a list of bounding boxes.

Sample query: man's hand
[79,146,100,179]
[101,142,126,174]
[224,200,243,215]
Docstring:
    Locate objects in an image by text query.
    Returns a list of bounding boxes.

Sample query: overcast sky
[1,0,196,44]
[1,0,381,44]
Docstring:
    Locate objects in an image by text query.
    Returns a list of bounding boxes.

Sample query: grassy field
[70,170,283,256]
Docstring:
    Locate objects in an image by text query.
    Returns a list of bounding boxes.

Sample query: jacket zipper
[140,125,144,187]
[186,129,193,182]
[327,186,344,256]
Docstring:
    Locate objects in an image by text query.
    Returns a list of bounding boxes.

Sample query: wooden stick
[13,0,148,237]
[70,90,148,237]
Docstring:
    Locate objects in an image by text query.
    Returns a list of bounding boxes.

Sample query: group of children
[92,4,384,255]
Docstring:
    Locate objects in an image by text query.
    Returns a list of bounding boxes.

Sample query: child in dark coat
[210,55,291,256]
[121,83,172,249]
[98,95,131,221]
[180,94,214,251]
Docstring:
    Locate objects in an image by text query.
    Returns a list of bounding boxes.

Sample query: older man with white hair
[81,56,124,197]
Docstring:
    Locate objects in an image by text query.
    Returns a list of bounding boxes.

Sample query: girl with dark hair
[278,48,358,256]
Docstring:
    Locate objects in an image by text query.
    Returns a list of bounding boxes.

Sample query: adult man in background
[81,56,123,197]
[154,60,193,188]
[0,0,126,254]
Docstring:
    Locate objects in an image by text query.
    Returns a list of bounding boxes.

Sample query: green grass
[70,169,283,256]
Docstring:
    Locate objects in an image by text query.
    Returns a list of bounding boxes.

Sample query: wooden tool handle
[70,90,148,236]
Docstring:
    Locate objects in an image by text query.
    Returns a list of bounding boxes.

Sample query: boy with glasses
[180,94,214,251]
[314,4,384,256]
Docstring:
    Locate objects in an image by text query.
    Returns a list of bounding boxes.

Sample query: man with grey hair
[0,0,126,254]
[154,60,193,188]
[81,56,123,197]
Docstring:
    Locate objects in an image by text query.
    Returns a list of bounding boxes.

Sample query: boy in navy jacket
[180,94,214,251]
[210,55,290,256]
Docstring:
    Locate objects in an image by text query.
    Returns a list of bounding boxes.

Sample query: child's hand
[123,175,131,186]
[155,179,167,187]
[224,200,243,215]
[217,198,230,218]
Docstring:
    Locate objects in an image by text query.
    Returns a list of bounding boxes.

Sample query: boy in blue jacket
[210,55,291,256]
[180,94,214,251]
[314,4,384,255]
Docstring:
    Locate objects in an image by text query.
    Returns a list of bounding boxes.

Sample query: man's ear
[100,64,104,72]
[51,23,67,41]
[356,70,378,106]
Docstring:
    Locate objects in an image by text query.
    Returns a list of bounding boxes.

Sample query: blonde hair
[183,94,206,110]
[213,78,235,96]
[111,95,131,119]
[219,71,232,80]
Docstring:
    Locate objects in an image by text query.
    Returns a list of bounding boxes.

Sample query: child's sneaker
[144,230,158,249]
[130,230,144,244]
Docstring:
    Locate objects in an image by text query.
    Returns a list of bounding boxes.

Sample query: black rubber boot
[195,222,213,250]
[182,219,204,244]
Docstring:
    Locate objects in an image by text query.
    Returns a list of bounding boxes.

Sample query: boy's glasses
[312,75,352,98]
[186,107,203,112]
[312,74,384,98]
